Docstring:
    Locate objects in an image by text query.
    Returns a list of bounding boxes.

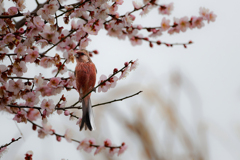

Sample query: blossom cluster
[0,0,216,158]
[98,59,139,92]
[77,138,127,156]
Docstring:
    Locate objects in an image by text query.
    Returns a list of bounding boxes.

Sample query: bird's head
[74,49,91,63]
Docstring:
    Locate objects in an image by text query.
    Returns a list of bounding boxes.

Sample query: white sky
[1,0,240,159]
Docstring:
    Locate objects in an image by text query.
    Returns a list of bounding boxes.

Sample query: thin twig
[0,137,22,150]
[27,119,122,149]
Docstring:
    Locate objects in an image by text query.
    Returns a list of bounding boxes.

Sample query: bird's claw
[79,97,82,102]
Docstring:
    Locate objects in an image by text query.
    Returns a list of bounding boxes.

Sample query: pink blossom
[104,139,112,146]
[199,7,209,20]
[107,74,118,88]
[179,16,189,32]
[45,0,59,15]
[40,25,59,43]
[7,79,24,94]
[123,14,134,27]
[0,65,7,83]
[94,145,105,155]
[40,57,54,68]
[0,42,9,53]
[118,143,127,156]
[79,37,91,49]
[64,110,70,116]
[149,29,162,37]
[130,35,143,46]
[3,33,15,43]
[48,77,61,87]
[126,28,138,38]
[25,49,39,63]
[98,75,110,92]
[13,61,27,77]
[140,5,152,16]
[0,96,12,109]
[34,73,45,87]
[37,0,59,24]
[16,0,26,11]
[70,8,83,19]
[52,65,68,75]
[13,110,27,123]
[14,43,27,57]
[84,139,96,153]
[107,20,124,37]
[40,99,55,113]
[130,59,139,71]
[0,147,7,155]
[119,66,129,80]
[161,17,171,31]
[158,3,173,15]
[36,39,49,48]
[113,0,124,5]
[57,101,66,115]
[208,11,217,23]
[27,108,40,121]
[109,148,118,156]
[8,7,18,15]
[77,138,96,153]
[94,5,109,20]
[192,16,204,29]
[0,65,7,73]
[22,92,40,107]
[38,122,53,139]
[36,85,52,97]
[63,49,75,64]
[168,27,180,35]
[33,16,45,27]
[108,3,118,15]
[83,19,103,35]
[76,118,82,126]
[133,1,142,9]
[64,129,73,142]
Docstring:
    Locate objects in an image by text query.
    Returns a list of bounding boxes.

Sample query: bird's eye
[78,52,84,56]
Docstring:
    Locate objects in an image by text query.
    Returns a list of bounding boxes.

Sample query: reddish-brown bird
[75,49,96,131]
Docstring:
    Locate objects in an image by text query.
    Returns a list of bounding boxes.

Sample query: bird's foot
[79,97,82,102]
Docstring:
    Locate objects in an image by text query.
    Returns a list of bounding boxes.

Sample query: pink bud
[113,68,118,73]
[124,62,129,67]
[93,50,98,54]
[64,110,70,116]
[56,136,61,142]
[149,42,153,48]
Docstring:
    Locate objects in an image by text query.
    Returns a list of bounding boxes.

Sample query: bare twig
[0,137,22,150]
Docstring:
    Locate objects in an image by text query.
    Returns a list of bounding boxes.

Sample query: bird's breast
[75,62,96,96]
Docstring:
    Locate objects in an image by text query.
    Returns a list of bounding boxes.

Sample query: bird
[74,49,96,131]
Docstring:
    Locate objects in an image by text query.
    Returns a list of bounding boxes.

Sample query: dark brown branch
[15,2,48,29]
[64,90,143,110]
[7,91,142,112]
[27,119,122,149]
[41,29,77,55]
[0,137,22,150]
[92,91,142,107]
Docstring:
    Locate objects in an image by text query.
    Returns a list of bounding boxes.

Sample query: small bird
[74,49,96,131]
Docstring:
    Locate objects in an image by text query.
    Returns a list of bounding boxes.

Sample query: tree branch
[0,137,22,150]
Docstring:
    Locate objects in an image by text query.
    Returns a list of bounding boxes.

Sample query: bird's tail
[80,97,95,131]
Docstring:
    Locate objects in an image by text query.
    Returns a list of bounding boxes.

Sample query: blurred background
[1,0,240,159]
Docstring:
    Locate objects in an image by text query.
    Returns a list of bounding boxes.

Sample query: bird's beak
[74,54,79,58]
